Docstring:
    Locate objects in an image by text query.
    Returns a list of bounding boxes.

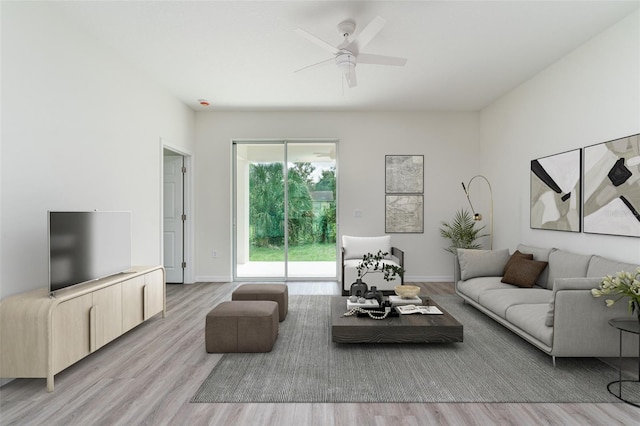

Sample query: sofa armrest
[552,277,601,293]
[550,278,638,357]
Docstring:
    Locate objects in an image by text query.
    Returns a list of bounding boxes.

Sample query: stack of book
[346,298,380,309]
[388,295,422,306]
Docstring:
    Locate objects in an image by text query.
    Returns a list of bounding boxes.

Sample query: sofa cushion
[516,244,555,287]
[587,255,638,278]
[457,248,510,280]
[478,288,552,318]
[342,235,391,260]
[503,250,533,275]
[501,258,549,288]
[505,304,554,347]
[456,276,514,303]
[546,250,591,290]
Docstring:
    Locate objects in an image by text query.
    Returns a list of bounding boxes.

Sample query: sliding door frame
[232,138,339,282]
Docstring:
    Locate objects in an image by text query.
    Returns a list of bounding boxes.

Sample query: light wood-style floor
[1,281,639,425]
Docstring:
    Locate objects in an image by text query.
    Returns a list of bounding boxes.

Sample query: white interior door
[163,154,184,283]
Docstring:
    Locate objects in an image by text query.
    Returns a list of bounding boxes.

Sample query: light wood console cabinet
[0,266,165,391]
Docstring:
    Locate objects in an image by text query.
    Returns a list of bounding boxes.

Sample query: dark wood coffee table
[331,296,463,344]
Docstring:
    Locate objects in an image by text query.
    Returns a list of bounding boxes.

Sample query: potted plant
[356,250,405,281]
[439,209,487,254]
[439,209,488,282]
[350,250,405,297]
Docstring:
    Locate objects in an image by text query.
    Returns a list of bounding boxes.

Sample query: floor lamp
[461,175,493,250]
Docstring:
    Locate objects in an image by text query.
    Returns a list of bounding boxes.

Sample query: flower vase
[350,279,368,297]
[635,301,640,323]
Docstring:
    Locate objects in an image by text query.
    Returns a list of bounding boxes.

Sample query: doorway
[163,149,185,283]
[233,140,338,281]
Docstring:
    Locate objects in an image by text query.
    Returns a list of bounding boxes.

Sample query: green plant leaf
[439,208,488,254]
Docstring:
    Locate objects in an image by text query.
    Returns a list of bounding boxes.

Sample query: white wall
[194,111,480,282]
[0,3,195,298]
[480,11,640,263]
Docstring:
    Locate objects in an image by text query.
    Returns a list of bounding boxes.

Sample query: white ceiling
[53,1,639,112]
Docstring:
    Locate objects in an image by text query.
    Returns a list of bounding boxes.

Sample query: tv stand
[0,265,165,391]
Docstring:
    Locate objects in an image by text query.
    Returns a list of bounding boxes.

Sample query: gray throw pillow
[457,248,510,281]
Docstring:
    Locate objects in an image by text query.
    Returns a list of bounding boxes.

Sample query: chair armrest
[391,247,404,267]
[391,247,404,285]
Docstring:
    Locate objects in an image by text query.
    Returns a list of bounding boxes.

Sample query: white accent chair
[341,235,405,295]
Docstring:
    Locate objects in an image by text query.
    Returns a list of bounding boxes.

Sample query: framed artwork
[530,149,582,232]
[385,155,424,194]
[385,195,424,233]
[583,133,640,237]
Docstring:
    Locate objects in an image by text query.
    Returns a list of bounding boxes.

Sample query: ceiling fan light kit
[295,15,407,89]
[337,19,356,39]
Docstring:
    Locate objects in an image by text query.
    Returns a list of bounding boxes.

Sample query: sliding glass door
[233,140,337,280]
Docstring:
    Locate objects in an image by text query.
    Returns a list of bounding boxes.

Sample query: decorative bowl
[394,285,420,299]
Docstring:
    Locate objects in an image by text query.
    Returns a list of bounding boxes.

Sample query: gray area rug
[192,295,632,403]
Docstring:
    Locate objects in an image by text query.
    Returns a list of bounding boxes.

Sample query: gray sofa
[455,244,640,364]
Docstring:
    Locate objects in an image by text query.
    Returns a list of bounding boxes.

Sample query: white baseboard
[192,275,453,283]
[194,275,232,283]
[404,275,454,283]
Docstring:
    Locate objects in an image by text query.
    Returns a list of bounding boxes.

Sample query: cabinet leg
[47,375,54,392]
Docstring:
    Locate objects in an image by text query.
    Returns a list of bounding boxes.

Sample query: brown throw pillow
[503,250,534,275]
[501,258,549,288]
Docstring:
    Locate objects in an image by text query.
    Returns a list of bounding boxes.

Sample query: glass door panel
[287,142,337,278]
[235,143,285,279]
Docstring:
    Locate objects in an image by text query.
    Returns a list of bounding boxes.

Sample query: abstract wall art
[385,155,424,194]
[385,195,424,233]
[583,133,640,237]
[530,149,581,232]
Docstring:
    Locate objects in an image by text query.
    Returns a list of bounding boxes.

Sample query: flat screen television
[48,211,132,294]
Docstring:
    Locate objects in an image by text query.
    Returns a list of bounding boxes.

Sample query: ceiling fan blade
[346,16,385,52]
[295,28,340,55]
[357,53,407,67]
[294,57,335,74]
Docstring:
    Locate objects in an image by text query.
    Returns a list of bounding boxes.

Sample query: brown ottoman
[232,283,288,321]
[205,301,278,353]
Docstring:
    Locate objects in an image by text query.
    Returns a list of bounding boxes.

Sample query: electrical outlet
[212,250,217,258]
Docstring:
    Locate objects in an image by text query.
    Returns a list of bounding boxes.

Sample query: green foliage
[315,168,336,192]
[315,203,336,244]
[249,163,336,249]
[250,163,285,246]
[287,164,315,245]
[439,209,488,254]
[356,250,405,281]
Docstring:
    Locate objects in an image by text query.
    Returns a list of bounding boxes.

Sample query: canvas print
[385,155,424,194]
[583,133,640,237]
[530,149,581,232]
[385,195,423,233]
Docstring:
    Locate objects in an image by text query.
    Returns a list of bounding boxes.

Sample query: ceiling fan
[294,16,407,88]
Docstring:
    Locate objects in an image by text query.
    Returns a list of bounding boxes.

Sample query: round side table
[607,318,640,407]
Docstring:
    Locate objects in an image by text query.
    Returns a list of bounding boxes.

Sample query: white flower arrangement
[591,267,640,319]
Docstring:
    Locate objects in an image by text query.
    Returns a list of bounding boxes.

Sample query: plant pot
[350,279,368,297]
